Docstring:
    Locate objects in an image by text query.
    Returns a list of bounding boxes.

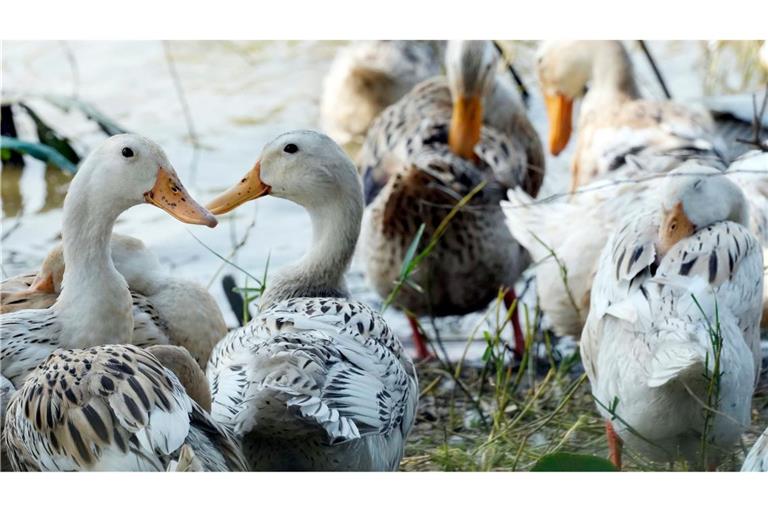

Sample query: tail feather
[503,187,569,263]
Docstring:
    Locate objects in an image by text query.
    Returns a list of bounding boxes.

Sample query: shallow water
[1,40,763,357]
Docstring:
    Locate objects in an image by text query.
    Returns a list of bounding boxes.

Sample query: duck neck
[587,41,641,102]
[262,193,362,305]
[55,182,134,347]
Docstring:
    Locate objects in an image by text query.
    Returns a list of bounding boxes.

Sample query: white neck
[585,41,640,102]
[261,192,362,305]
[55,179,135,347]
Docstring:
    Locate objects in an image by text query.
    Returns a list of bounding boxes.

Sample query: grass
[391,185,767,472]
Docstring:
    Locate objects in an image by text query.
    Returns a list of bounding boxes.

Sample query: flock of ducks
[1,40,767,471]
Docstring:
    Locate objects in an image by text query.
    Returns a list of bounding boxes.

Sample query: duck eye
[122,147,134,158]
[283,143,299,154]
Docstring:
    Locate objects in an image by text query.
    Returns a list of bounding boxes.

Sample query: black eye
[283,143,298,154]
[122,147,134,158]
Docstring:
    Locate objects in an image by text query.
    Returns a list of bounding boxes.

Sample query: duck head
[445,40,499,161]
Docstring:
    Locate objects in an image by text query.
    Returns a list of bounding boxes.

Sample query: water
[1,40,763,357]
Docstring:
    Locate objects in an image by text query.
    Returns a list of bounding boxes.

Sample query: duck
[204,130,418,471]
[581,164,763,469]
[1,134,217,396]
[320,41,443,145]
[3,344,247,471]
[742,426,768,471]
[0,232,227,368]
[503,164,659,337]
[537,40,725,191]
[357,40,545,359]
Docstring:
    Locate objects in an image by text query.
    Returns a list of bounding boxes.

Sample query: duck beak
[206,161,271,215]
[449,95,483,161]
[29,272,55,293]
[658,202,695,255]
[144,168,218,228]
[544,93,573,155]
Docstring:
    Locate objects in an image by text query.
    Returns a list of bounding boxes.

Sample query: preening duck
[320,41,443,145]
[537,40,724,190]
[581,165,763,469]
[0,134,216,394]
[204,130,418,471]
[0,233,227,368]
[358,39,544,359]
[3,344,246,471]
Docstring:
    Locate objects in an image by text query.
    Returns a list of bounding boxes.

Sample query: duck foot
[605,420,623,470]
[503,289,526,358]
[406,314,432,360]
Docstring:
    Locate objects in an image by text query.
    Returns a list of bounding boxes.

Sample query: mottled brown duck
[358,40,544,359]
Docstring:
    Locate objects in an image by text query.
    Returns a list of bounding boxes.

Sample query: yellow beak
[206,161,271,215]
[449,95,483,161]
[144,168,218,228]
[658,202,695,255]
[544,93,574,156]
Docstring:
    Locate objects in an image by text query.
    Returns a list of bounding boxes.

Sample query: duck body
[504,165,658,336]
[0,233,226,368]
[205,130,418,470]
[581,167,762,466]
[207,297,416,470]
[320,41,443,144]
[359,42,544,317]
[3,344,246,471]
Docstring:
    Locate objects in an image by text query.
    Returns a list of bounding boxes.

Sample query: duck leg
[605,420,623,470]
[406,314,431,360]
[503,289,526,357]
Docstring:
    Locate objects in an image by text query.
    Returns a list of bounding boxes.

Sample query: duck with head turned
[581,164,762,470]
[1,134,216,396]
[358,40,544,359]
[537,40,724,191]
[204,130,417,471]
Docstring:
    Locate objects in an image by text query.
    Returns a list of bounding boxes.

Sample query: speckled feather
[206,296,417,471]
[3,345,247,471]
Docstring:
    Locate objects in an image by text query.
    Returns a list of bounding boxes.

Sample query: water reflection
[1,164,72,218]
[1,164,24,218]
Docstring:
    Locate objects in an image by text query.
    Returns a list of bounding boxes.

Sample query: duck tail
[502,187,557,263]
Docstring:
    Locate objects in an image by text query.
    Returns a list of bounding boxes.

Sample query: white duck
[537,40,724,190]
[3,344,247,471]
[320,41,443,144]
[0,134,217,393]
[204,130,418,471]
[1,233,227,367]
[581,164,763,469]
[504,164,659,337]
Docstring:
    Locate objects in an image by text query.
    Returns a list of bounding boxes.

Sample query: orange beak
[29,272,55,293]
[658,202,695,255]
[544,93,574,155]
[449,95,483,161]
[144,168,218,227]
[206,161,271,215]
